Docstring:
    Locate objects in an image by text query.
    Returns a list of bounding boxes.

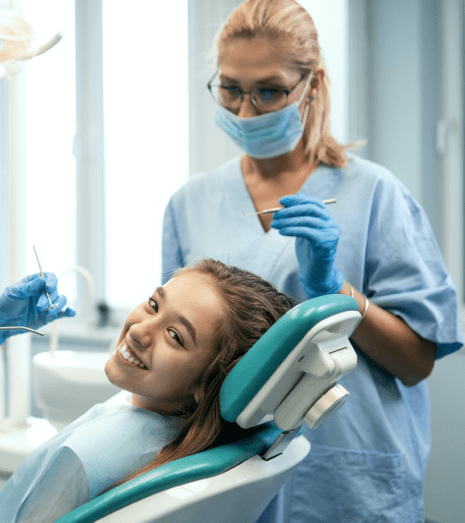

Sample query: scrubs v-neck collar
[237,157,331,234]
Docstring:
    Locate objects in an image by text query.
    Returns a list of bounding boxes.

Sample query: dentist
[162,0,463,521]
[0,272,75,344]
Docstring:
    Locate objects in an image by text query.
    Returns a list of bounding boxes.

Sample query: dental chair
[57,294,360,523]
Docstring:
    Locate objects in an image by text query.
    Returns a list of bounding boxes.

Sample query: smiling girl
[0,259,295,523]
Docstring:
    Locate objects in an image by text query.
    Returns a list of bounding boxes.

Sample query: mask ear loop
[301,102,311,129]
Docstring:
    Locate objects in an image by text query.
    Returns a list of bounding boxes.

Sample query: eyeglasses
[207,71,307,113]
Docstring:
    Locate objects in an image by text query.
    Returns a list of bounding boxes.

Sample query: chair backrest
[56,294,360,523]
[221,293,360,432]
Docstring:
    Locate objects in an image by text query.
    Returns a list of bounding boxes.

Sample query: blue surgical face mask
[214,73,312,159]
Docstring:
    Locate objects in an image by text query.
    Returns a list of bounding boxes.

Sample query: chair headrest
[220,294,359,425]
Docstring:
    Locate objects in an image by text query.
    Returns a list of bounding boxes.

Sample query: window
[102,1,189,308]
[21,0,189,313]
[22,0,77,301]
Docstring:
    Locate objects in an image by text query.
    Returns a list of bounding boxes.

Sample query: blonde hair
[112,259,295,488]
[213,0,349,168]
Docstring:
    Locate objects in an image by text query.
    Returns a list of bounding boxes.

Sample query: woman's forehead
[218,36,299,83]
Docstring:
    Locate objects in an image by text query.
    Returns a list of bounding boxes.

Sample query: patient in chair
[0,259,295,523]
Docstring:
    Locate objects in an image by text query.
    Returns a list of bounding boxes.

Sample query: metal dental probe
[32,245,57,310]
[244,198,337,216]
[0,326,45,336]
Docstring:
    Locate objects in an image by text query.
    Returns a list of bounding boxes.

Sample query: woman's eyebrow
[219,74,288,86]
[155,286,197,345]
[254,76,289,86]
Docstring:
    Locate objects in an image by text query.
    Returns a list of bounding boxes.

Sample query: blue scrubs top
[162,153,463,522]
[0,392,184,523]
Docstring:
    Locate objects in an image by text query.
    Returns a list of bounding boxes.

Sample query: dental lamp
[0,0,62,78]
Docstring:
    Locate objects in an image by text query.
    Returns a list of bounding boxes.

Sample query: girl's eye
[148,297,158,312]
[168,329,183,346]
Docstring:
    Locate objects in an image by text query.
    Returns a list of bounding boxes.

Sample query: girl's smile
[116,342,148,370]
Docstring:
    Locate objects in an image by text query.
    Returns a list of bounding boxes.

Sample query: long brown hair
[117,259,295,485]
[213,0,349,168]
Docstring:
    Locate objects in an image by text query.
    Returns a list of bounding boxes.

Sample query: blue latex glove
[271,192,344,298]
[0,272,76,344]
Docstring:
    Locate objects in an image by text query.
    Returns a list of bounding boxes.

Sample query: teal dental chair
[57,294,360,523]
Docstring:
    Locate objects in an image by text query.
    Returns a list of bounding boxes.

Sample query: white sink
[32,350,121,430]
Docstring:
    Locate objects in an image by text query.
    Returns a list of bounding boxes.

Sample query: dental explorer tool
[0,326,45,336]
[32,245,57,310]
[244,198,337,216]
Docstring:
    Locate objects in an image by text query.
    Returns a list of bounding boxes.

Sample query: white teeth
[120,344,147,369]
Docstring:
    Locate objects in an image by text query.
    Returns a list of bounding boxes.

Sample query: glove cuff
[301,269,344,298]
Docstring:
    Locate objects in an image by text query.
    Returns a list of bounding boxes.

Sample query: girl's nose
[237,93,259,118]
[127,320,153,350]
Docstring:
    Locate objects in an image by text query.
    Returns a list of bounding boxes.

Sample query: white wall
[356,2,465,521]
[363,0,443,238]
[188,0,242,176]
[299,0,349,145]
[424,352,465,523]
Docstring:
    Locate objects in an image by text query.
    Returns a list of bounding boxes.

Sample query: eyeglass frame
[207,70,309,113]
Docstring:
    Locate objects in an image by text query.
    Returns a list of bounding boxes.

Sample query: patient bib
[0,392,185,522]
[64,391,185,499]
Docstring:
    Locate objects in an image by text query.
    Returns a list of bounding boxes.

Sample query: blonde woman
[162,1,463,521]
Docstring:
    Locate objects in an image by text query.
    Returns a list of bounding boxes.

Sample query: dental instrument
[32,245,56,310]
[0,326,44,336]
[244,198,337,216]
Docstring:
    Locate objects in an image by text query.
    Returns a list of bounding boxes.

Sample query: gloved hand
[271,192,344,298]
[0,272,76,344]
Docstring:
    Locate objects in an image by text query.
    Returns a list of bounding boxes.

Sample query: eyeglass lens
[210,85,288,112]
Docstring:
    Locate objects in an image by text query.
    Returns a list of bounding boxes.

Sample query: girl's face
[105,271,224,416]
